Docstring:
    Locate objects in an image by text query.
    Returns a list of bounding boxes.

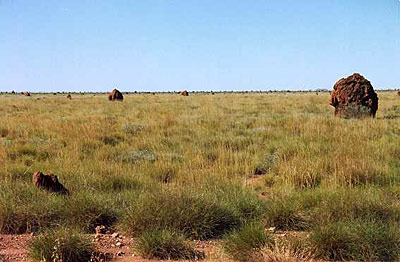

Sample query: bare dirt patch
[0,234,32,262]
[0,233,232,262]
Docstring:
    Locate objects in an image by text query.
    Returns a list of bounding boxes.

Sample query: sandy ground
[0,234,32,261]
[0,233,232,262]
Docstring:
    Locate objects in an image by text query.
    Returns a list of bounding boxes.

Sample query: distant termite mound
[180,90,189,96]
[108,89,124,101]
[33,171,69,195]
[330,73,378,118]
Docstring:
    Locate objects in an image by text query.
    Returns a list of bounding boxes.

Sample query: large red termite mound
[330,73,378,118]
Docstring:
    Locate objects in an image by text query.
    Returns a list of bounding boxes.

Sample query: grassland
[1,91,400,261]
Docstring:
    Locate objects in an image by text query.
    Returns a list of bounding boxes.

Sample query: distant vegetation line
[1,89,399,95]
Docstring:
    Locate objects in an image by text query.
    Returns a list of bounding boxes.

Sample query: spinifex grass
[223,222,273,261]
[28,228,94,262]
[2,92,400,260]
[136,229,196,260]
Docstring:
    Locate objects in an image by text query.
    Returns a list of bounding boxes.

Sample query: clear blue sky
[1,0,399,92]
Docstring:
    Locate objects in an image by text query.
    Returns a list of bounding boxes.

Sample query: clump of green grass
[136,229,196,260]
[310,220,400,261]
[63,193,119,232]
[0,184,120,234]
[265,198,311,231]
[120,184,265,240]
[121,190,239,240]
[223,222,273,261]
[312,188,400,224]
[264,187,314,231]
[84,173,142,192]
[29,228,94,262]
[0,183,65,233]
[265,187,400,231]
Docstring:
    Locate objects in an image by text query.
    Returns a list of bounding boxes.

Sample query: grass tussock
[0,183,120,233]
[28,228,94,262]
[0,183,65,233]
[120,184,266,240]
[265,187,400,231]
[136,229,197,260]
[310,220,400,261]
[223,222,273,261]
[63,193,119,232]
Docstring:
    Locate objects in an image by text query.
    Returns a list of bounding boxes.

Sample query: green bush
[310,220,400,261]
[29,228,94,262]
[223,222,273,261]
[136,229,196,260]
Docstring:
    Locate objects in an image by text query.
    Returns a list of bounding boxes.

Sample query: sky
[0,0,399,92]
